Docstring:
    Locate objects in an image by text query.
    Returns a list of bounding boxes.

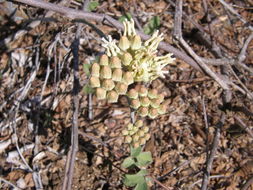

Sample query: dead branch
[9,0,201,71]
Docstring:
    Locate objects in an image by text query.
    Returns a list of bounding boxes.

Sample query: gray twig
[200,114,225,190]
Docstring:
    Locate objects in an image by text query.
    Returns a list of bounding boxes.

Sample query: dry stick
[218,0,253,31]
[173,0,229,90]
[11,0,201,72]
[200,97,210,190]
[0,177,22,190]
[0,0,69,47]
[234,116,253,139]
[200,114,225,190]
[241,176,253,190]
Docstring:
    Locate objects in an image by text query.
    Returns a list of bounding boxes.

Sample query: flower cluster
[127,85,167,119]
[90,54,134,103]
[122,120,151,148]
[102,19,175,82]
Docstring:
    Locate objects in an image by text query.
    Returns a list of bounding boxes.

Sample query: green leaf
[123,174,145,187]
[134,182,148,190]
[136,152,153,167]
[119,12,132,23]
[122,157,135,168]
[83,63,91,76]
[83,84,94,94]
[143,16,161,35]
[136,169,148,176]
[130,146,142,158]
[88,1,99,11]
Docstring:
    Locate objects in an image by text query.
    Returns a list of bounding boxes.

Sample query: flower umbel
[101,19,175,82]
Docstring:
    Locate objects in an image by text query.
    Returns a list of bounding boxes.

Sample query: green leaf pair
[144,16,161,35]
[123,170,149,190]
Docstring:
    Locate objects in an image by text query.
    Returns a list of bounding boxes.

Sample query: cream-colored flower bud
[112,68,122,82]
[129,130,136,136]
[148,89,158,99]
[157,94,164,103]
[138,107,149,117]
[130,99,141,109]
[139,137,146,145]
[135,120,143,128]
[100,54,109,66]
[122,129,129,136]
[138,86,148,97]
[158,103,167,115]
[107,90,119,103]
[127,89,138,99]
[150,98,161,108]
[127,123,134,130]
[119,36,130,51]
[96,88,106,100]
[142,126,149,133]
[102,79,115,91]
[115,82,128,95]
[144,133,151,141]
[122,72,134,85]
[91,62,100,77]
[132,126,139,133]
[138,130,145,137]
[110,56,121,68]
[122,52,132,66]
[131,35,142,50]
[89,76,100,88]
[132,134,140,142]
[133,141,140,148]
[125,136,132,143]
[148,108,159,119]
[100,66,112,79]
[140,97,150,107]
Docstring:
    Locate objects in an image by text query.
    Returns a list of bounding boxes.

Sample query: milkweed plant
[87,19,175,190]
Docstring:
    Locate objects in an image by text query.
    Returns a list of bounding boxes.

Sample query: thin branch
[10,0,202,71]
[200,114,225,190]
[0,177,22,190]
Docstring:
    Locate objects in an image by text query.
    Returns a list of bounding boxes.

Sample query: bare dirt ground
[0,0,253,190]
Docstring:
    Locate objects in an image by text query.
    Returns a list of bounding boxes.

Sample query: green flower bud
[130,99,141,109]
[112,68,123,82]
[138,107,149,117]
[119,35,130,51]
[140,97,150,107]
[150,98,161,108]
[100,65,112,79]
[110,56,121,68]
[89,76,100,88]
[127,89,138,99]
[115,82,128,95]
[122,72,134,85]
[158,103,167,115]
[132,126,139,133]
[127,123,134,130]
[99,54,109,66]
[148,89,158,99]
[91,62,100,77]
[144,133,151,141]
[135,120,143,128]
[95,88,106,100]
[148,108,159,119]
[132,134,140,142]
[102,79,115,91]
[107,90,119,103]
[131,35,142,50]
[129,130,136,136]
[122,129,129,136]
[125,136,132,143]
[142,126,149,133]
[138,86,148,97]
[122,52,132,66]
